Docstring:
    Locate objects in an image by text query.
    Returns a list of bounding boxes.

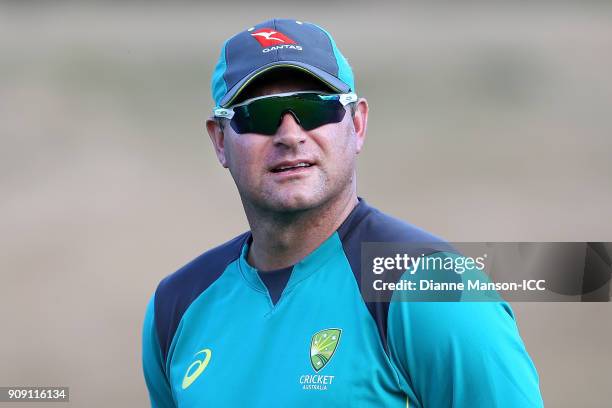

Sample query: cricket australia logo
[310,328,341,372]
[299,328,342,391]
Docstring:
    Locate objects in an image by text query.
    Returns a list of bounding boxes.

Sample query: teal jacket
[143,199,543,407]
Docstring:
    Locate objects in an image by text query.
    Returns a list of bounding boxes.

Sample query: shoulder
[338,198,444,244]
[152,231,250,363]
[338,198,449,275]
[155,231,249,301]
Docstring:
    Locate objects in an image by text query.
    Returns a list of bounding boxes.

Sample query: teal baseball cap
[211,19,355,108]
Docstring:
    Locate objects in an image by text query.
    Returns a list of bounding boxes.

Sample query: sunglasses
[213,91,358,135]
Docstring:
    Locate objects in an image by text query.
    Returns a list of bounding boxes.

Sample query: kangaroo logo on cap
[250,28,297,47]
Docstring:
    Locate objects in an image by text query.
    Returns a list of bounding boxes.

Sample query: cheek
[226,137,266,183]
[323,124,357,164]
[329,131,358,182]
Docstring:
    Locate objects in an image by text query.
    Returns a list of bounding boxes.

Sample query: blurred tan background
[1,2,611,407]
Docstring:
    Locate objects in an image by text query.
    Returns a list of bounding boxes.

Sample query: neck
[244,189,358,271]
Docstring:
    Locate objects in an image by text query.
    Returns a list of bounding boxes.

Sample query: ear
[206,118,229,168]
[351,98,369,154]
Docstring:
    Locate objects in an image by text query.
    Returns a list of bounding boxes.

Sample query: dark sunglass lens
[229,94,347,135]
[292,97,346,131]
[231,103,281,135]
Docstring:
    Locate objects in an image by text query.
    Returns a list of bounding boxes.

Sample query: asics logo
[181,348,212,390]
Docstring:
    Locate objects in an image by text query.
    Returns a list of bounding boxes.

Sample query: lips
[270,160,315,173]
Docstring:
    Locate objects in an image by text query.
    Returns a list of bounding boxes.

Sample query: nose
[272,111,306,148]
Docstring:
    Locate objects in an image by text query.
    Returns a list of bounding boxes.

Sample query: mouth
[270,160,315,173]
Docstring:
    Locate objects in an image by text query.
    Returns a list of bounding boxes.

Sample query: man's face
[208,73,367,213]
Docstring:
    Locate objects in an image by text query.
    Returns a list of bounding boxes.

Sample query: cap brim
[219,61,351,107]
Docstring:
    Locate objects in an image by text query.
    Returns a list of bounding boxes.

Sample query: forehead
[234,68,335,103]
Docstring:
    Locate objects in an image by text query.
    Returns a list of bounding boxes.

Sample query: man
[142,19,543,407]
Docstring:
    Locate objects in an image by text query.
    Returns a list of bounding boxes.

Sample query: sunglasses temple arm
[339,93,358,106]
[213,107,235,120]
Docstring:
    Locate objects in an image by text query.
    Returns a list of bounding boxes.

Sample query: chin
[275,193,322,212]
[261,188,326,213]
